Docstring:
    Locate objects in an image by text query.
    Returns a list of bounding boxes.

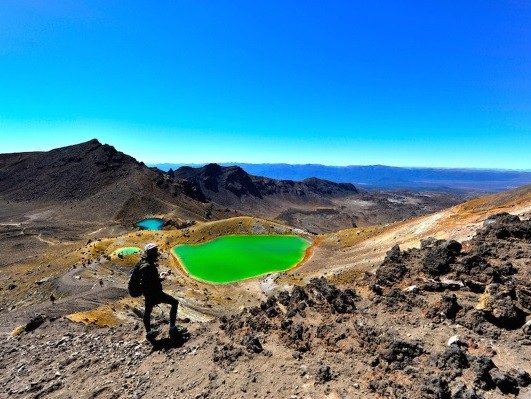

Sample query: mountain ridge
[173,163,358,201]
[155,162,531,193]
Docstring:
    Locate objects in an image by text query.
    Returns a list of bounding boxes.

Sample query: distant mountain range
[153,163,531,193]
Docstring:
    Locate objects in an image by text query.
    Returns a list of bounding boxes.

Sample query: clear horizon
[1,2,530,169]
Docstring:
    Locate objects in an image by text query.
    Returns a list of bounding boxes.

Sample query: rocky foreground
[2,213,530,399]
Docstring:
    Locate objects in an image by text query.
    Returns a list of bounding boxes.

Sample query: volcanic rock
[376,245,408,286]
[422,240,461,276]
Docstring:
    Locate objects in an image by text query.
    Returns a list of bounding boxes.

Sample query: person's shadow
[149,329,191,351]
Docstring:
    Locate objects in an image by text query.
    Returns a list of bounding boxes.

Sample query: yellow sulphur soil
[67,304,129,327]
[11,325,26,337]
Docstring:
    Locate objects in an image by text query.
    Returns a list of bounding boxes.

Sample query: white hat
[144,243,158,252]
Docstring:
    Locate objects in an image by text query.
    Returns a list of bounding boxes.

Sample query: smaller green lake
[113,247,142,256]
[134,218,164,231]
[172,235,310,283]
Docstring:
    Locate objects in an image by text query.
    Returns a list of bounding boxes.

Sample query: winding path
[0,263,129,335]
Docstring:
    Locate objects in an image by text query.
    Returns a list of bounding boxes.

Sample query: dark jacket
[138,258,163,300]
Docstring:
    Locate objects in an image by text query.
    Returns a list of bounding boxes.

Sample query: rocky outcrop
[374,213,531,331]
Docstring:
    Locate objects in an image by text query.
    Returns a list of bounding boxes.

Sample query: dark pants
[143,291,179,332]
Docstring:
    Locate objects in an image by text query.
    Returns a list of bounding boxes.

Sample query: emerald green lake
[172,235,310,283]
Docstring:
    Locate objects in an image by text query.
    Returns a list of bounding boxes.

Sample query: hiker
[50,293,56,304]
[138,243,179,341]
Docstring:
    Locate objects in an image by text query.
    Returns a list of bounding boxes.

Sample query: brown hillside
[297,184,531,282]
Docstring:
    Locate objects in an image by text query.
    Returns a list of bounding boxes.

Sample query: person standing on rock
[138,243,179,342]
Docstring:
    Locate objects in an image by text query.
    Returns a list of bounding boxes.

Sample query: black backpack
[128,264,143,297]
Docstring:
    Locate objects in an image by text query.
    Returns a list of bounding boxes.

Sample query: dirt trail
[35,233,56,245]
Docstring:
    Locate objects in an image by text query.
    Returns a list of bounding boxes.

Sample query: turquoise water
[134,218,165,230]
[172,234,311,283]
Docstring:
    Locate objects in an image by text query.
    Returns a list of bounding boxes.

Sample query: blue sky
[1,1,530,168]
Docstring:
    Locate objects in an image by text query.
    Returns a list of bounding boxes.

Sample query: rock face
[373,213,531,330]
[376,244,408,286]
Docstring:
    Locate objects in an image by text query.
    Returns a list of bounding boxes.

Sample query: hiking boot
[146,329,159,342]
[169,326,180,338]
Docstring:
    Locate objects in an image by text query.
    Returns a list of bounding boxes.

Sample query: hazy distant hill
[155,163,531,193]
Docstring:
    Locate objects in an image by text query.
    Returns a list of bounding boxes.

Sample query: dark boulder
[280,286,311,318]
[509,368,531,387]
[376,245,407,286]
[277,290,291,306]
[478,284,527,329]
[480,213,531,240]
[420,377,450,399]
[490,369,519,395]
[212,343,244,366]
[436,345,469,370]
[483,212,520,226]
[426,294,462,320]
[380,339,424,370]
[422,240,461,277]
[457,311,500,338]
[281,322,310,352]
[306,277,357,314]
[383,288,420,312]
[385,244,402,262]
[370,284,383,295]
[25,315,46,333]
[471,355,495,390]
[241,334,263,354]
[291,286,309,303]
[315,366,333,384]
[260,296,281,318]
[458,255,490,282]
[440,294,462,320]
